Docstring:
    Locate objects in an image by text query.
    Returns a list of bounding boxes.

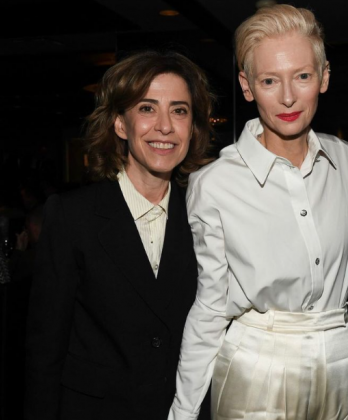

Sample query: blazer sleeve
[168,174,231,420]
[24,194,79,420]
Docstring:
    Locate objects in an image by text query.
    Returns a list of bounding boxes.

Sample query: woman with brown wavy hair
[85,50,214,187]
[24,50,214,420]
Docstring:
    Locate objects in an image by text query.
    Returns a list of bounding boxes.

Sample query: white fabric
[118,170,170,276]
[168,118,348,420]
[236,306,347,333]
[212,308,348,420]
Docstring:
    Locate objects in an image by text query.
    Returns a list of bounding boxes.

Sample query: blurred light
[159,9,179,16]
[210,117,228,126]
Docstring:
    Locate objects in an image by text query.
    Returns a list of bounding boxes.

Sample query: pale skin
[114,73,193,204]
[239,32,330,168]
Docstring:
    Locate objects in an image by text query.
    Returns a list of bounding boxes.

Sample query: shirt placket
[146,206,163,275]
[282,163,324,311]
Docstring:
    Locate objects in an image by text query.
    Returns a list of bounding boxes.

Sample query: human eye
[139,104,154,113]
[173,107,188,115]
[298,73,311,81]
[261,78,275,87]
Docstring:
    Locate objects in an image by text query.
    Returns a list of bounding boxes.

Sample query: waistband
[235,307,347,333]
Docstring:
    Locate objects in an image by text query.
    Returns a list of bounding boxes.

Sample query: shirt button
[300,210,307,216]
[315,258,320,265]
[154,264,159,270]
[308,305,314,311]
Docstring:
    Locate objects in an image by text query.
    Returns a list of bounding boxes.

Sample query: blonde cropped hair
[235,4,326,79]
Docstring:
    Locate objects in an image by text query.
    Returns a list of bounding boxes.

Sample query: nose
[281,80,296,108]
[154,110,174,135]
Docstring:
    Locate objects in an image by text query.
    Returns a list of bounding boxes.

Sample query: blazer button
[151,337,162,348]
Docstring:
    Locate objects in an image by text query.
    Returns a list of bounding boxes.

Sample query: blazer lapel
[95,179,192,320]
[95,180,163,315]
[156,182,193,310]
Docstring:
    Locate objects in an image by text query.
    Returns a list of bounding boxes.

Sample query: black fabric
[24,179,200,420]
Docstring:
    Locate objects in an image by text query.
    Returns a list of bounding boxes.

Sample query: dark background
[1,0,348,195]
[1,1,348,419]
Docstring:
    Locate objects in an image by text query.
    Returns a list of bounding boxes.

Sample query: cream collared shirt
[169,118,348,420]
[118,170,170,277]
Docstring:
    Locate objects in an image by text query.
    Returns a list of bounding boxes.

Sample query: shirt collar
[301,130,336,176]
[236,118,278,186]
[117,169,170,221]
[236,118,336,185]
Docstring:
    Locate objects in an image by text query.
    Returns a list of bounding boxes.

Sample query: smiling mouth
[276,112,302,122]
[149,142,174,150]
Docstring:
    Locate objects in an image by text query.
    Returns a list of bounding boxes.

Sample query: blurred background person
[10,205,43,283]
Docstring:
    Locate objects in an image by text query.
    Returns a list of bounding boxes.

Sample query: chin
[149,167,173,178]
[272,122,310,139]
[152,160,182,175]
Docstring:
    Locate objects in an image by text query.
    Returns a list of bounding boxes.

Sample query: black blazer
[24,179,198,420]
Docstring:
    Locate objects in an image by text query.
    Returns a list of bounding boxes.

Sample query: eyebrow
[140,98,191,107]
[255,65,317,78]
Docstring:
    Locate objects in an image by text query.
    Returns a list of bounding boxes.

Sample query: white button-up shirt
[118,170,170,277]
[168,118,348,420]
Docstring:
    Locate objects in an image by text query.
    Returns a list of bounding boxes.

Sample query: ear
[114,115,128,140]
[239,71,254,102]
[320,61,330,94]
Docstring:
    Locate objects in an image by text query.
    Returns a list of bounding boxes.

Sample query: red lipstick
[276,111,302,122]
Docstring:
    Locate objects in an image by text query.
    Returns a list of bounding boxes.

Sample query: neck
[258,126,309,168]
[125,167,170,205]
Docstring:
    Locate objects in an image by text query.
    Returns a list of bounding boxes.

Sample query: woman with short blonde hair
[169,5,348,420]
[235,4,327,78]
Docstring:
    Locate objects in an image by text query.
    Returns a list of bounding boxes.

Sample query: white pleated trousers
[212,308,348,420]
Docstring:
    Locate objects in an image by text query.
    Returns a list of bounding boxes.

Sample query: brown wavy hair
[84,50,215,187]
